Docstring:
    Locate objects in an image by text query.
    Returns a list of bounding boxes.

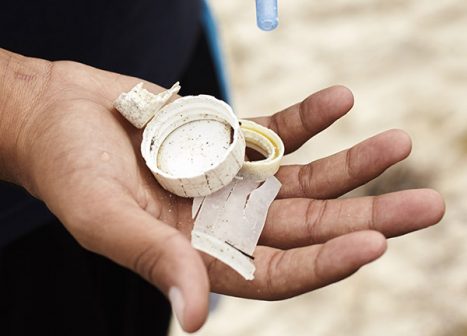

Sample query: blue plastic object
[256,0,278,31]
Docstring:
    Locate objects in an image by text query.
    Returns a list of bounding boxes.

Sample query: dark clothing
[0,1,224,335]
[0,220,172,336]
[0,182,52,248]
[1,0,202,87]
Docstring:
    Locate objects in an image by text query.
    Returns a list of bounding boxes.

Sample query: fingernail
[169,287,185,328]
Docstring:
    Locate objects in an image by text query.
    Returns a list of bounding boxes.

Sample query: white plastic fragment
[114,81,181,128]
[211,179,260,247]
[242,176,282,254]
[191,176,282,280]
[141,95,246,197]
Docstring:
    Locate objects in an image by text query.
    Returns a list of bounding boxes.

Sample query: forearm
[0,48,52,186]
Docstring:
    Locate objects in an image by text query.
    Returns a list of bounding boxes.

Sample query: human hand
[2,52,444,332]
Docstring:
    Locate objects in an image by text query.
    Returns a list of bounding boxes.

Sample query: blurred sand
[171,1,467,335]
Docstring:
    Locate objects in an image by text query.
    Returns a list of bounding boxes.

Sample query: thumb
[65,199,210,333]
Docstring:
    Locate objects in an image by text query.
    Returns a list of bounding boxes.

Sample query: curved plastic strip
[238,119,284,181]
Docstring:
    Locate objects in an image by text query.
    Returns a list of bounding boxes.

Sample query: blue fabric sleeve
[201,0,231,104]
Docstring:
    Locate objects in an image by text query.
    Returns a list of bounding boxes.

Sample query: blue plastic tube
[256,0,278,31]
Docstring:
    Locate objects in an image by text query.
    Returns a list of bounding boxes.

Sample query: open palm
[22,61,444,332]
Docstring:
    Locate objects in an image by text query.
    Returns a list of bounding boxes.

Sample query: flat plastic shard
[191,176,282,280]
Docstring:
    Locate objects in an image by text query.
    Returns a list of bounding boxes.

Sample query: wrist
[0,49,52,189]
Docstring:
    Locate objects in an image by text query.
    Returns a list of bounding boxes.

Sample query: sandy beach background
[171,1,467,335]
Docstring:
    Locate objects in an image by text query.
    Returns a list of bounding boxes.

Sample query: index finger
[250,85,354,154]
